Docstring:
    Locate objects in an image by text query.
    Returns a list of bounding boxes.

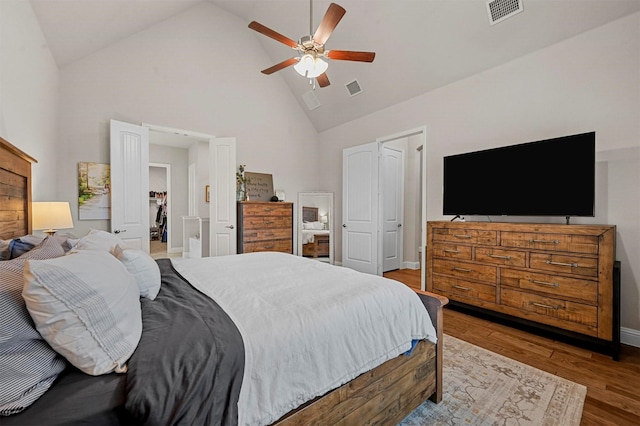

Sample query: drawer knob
[452,267,472,273]
[488,254,511,260]
[546,260,578,268]
[530,302,559,310]
[453,234,472,239]
[443,249,460,254]
[529,239,560,244]
[530,279,559,288]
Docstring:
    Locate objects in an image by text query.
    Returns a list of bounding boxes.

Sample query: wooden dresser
[426,221,619,357]
[237,202,293,254]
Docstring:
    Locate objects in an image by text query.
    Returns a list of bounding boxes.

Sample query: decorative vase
[237,183,246,201]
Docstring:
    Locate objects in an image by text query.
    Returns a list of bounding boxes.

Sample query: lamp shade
[32,202,74,235]
[294,54,328,79]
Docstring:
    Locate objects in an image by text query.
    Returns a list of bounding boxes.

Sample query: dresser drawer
[529,253,598,277]
[432,228,497,245]
[501,288,597,329]
[243,216,292,230]
[433,275,496,303]
[242,227,291,242]
[242,240,292,253]
[432,243,472,260]
[241,204,292,217]
[500,268,597,303]
[432,258,497,284]
[475,247,525,267]
[501,232,599,255]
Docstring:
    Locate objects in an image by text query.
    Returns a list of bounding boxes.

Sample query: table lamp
[32,202,74,236]
[321,215,328,230]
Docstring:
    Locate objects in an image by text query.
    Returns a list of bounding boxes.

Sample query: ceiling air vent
[345,79,363,97]
[302,90,321,111]
[486,0,523,25]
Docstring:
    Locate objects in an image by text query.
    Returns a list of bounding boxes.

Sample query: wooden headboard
[0,137,37,240]
[302,206,318,223]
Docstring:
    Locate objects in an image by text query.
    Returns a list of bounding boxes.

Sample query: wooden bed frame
[274,289,447,425]
[0,138,447,425]
[301,206,330,258]
[0,136,37,239]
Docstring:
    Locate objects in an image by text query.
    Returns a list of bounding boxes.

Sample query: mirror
[297,192,334,264]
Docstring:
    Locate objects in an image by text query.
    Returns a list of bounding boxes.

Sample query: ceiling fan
[248,1,375,88]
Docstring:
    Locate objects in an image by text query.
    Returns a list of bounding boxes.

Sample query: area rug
[399,335,587,426]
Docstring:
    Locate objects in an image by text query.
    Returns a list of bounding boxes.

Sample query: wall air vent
[302,90,321,111]
[486,0,523,25]
[345,79,363,97]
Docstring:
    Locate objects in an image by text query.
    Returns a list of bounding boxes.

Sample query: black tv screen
[443,132,595,217]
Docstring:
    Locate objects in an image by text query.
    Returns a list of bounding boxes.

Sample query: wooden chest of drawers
[427,221,619,356]
[237,202,293,254]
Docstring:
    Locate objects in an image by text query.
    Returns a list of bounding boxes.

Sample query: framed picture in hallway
[78,162,111,220]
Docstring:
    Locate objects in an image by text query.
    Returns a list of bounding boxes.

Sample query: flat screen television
[443,132,595,217]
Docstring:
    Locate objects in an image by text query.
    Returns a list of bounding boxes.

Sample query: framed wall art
[78,162,111,220]
[244,172,274,201]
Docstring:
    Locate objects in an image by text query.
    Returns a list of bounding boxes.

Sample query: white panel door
[110,120,149,252]
[342,142,379,275]
[382,145,404,272]
[209,137,237,256]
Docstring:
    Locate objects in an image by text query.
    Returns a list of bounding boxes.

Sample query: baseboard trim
[621,327,640,348]
[167,247,182,254]
[402,261,420,270]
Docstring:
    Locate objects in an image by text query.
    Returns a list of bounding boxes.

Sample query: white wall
[319,13,640,335]
[0,0,59,201]
[56,2,321,236]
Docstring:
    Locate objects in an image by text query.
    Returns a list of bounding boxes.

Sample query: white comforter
[171,252,436,426]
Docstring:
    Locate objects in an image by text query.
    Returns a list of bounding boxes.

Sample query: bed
[0,138,448,425]
[301,206,330,258]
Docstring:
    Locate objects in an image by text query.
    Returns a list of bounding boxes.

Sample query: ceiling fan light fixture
[294,54,328,78]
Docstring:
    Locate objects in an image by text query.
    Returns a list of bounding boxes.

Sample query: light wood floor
[384,268,640,426]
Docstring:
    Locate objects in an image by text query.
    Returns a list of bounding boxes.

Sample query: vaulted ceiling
[29,0,640,131]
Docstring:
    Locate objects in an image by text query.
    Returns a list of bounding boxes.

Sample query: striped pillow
[0,238,67,416]
[23,249,142,376]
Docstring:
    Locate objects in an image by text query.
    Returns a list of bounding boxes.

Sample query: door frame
[376,126,427,290]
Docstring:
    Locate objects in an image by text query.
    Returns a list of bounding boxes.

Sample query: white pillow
[74,229,124,252]
[310,221,324,230]
[112,245,161,300]
[23,250,142,376]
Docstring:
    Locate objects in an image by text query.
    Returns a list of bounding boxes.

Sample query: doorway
[149,163,170,259]
[147,127,203,257]
[342,126,427,288]
[111,120,236,257]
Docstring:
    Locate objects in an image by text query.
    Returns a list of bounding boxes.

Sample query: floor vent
[486,0,523,25]
[302,90,321,111]
[345,79,363,96]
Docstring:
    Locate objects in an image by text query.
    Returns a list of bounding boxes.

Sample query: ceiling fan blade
[248,21,299,48]
[261,58,298,75]
[313,3,346,45]
[326,50,376,62]
[317,73,330,88]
